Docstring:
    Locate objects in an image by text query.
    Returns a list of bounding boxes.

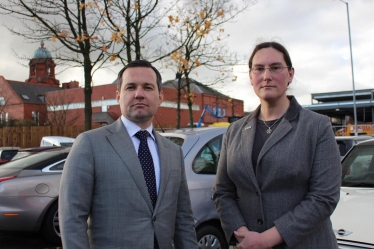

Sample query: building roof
[8,81,62,104]
[33,41,52,59]
[163,78,239,100]
[93,112,117,124]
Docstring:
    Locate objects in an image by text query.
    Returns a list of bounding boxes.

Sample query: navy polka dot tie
[135,130,159,249]
[135,130,157,208]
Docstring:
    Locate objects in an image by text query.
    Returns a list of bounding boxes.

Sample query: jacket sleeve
[59,133,94,249]
[212,125,247,244]
[273,116,342,247]
[173,147,199,249]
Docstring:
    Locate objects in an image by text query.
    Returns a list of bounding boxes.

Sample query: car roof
[335,135,373,141]
[0,147,21,151]
[17,146,62,152]
[160,127,227,136]
[354,138,374,146]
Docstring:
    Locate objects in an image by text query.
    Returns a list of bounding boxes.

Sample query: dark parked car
[11,146,62,161]
[0,147,20,164]
[335,135,373,159]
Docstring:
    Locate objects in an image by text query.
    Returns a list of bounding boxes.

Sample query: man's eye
[271,66,281,70]
[126,86,134,90]
[255,67,265,72]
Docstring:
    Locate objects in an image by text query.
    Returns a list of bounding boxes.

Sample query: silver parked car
[0,147,69,244]
[331,138,374,249]
[160,127,228,249]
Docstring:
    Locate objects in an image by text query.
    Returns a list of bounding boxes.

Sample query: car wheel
[41,202,61,244]
[196,225,228,249]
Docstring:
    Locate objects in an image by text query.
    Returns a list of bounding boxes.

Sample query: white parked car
[40,136,75,147]
[331,138,374,249]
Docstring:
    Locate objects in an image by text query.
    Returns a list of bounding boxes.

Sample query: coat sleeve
[273,115,342,247]
[173,147,199,249]
[212,125,247,244]
[59,132,94,249]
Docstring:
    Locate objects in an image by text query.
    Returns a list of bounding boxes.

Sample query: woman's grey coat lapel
[240,111,260,190]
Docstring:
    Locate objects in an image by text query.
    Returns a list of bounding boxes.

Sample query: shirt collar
[120,115,155,140]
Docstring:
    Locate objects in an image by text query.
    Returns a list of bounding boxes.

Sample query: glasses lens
[270,66,282,73]
[253,67,264,74]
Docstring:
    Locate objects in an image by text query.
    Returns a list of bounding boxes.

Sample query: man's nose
[135,87,145,98]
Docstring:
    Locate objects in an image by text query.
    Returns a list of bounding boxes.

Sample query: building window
[32,111,39,125]
[5,112,8,122]
[0,97,5,106]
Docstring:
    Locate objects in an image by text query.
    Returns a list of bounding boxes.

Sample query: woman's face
[249,47,294,103]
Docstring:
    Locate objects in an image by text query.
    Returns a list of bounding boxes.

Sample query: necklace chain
[262,114,283,134]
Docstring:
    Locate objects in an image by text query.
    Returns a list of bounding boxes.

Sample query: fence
[0,125,93,148]
[0,124,179,148]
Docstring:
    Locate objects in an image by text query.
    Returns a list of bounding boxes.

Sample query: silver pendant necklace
[262,114,283,134]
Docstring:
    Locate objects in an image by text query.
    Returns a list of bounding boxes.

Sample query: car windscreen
[341,145,374,187]
[11,152,33,161]
[0,150,68,171]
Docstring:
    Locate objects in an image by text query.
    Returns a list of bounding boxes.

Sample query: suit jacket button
[153,216,156,221]
[257,219,263,225]
[255,191,259,196]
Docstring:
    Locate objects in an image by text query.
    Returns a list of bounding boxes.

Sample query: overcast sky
[1,0,373,112]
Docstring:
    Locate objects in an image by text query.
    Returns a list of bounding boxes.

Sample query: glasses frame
[250,66,291,75]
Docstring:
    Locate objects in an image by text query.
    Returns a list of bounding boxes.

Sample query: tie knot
[135,130,150,141]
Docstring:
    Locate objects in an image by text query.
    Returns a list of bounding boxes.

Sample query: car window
[192,134,223,174]
[49,161,65,171]
[11,152,33,161]
[59,142,74,147]
[164,137,184,147]
[0,151,67,170]
[341,145,374,187]
[1,150,18,160]
[336,140,354,157]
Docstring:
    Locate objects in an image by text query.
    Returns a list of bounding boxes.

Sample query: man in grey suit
[59,60,198,249]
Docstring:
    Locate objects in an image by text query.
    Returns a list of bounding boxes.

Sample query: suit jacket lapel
[240,112,260,190]
[106,119,154,211]
[153,131,170,212]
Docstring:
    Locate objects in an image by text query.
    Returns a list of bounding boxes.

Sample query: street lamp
[340,0,358,136]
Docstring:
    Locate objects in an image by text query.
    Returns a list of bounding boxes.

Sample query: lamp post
[340,0,358,136]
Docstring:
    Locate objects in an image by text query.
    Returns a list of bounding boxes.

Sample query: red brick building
[45,78,244,128]
[1,42,244,128]
[0,42,61,125]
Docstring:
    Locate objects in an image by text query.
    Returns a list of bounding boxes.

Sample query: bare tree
[0,0,182,130]
[164,0,255,128]
[45,90,80,126]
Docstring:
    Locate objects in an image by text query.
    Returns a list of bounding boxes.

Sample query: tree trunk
[83,58,93,131]
[176,73,182,129]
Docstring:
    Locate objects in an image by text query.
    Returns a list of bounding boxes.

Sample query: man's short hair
[116,60,162,93]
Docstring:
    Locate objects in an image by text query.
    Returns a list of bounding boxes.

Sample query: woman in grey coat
[212,42,341,249]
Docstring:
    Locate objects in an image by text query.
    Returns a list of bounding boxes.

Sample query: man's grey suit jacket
[59,119,198,249]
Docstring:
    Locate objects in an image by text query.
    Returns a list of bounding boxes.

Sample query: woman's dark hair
[248,42,293,69]
[117,60,162,92]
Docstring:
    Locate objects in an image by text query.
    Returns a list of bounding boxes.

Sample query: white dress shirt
[120,116,160,194]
